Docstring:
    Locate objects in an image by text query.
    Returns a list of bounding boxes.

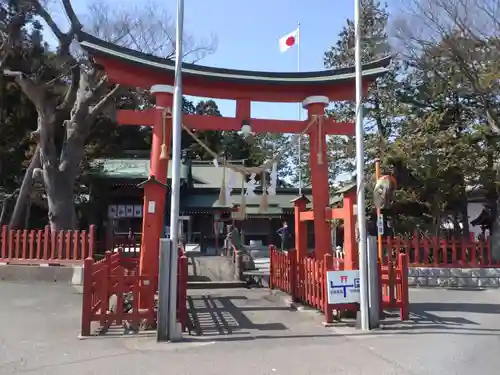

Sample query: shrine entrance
[77,30,392,335]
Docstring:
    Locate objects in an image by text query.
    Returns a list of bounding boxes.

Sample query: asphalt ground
[0,282,499,375]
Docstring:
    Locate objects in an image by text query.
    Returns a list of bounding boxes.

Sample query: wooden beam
[117,109,155,126]
[300,211,314,222]
[326,207,346,220]
[117,109,355,136]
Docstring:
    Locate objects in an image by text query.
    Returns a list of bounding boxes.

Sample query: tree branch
[5,71,46,112]
[89,84,121,118]
[57,65,80,113]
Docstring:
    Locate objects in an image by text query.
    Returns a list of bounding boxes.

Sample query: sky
[45,0,398,121]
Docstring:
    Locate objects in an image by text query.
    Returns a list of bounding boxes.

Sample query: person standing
[276,221,289,250]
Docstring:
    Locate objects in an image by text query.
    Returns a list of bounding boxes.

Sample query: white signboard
[133,205,143,218]
[108,205,117,218]
[326,270,360,304]
[125,205,134,218]
[117,205,126,217]
[148,201,156,214]
[377,214,384,235]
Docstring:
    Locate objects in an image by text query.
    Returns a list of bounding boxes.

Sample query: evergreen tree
[322,0,401,185]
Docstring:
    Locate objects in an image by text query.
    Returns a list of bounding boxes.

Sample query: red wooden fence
[0,225,95,265]
[80,249,188,336]
[383,235,499,268]
[270,246,409,324]
[379,253,409,321]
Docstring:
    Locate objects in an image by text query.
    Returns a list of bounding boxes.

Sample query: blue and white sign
[326,270,360,304]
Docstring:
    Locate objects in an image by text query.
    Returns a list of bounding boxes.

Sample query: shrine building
[87,152,317,253]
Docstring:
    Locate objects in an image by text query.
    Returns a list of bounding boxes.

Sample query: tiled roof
[90,159,188,179]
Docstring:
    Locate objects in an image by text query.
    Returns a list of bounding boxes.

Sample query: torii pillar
[303,96,332,260]
[137,85,173,297]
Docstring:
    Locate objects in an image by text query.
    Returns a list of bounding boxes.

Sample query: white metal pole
[354,0,370,331]
[167,0,185,342]
[297,22,303,195]
[157,239,171,341]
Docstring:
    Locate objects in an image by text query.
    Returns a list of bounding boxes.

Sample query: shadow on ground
[374,297,500,337]
[187,294,290,336]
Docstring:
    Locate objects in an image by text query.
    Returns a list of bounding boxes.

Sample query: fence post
[88,225,96,258]
[1,225,7,259]
[399,253,409,321]
[378,260,384,316]
[80,257,94,337]
[269,245,275,290]
[289,249,297,301]
[323,253,333,324]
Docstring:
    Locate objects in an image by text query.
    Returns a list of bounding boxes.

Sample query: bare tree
[393,0,500,257]
[1,0,216,230]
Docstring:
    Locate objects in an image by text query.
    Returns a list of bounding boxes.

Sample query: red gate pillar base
[342,191,358,270]
[139,84,173,302]
[292,194,310,302]
[303,96,332,260]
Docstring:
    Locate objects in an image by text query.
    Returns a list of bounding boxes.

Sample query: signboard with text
[326,270,360,304]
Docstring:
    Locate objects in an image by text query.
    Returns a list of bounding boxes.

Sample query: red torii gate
[78,31,391,291]
[117,95,353,278]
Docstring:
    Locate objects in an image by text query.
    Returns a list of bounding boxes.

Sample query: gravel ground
[0,282,499,375]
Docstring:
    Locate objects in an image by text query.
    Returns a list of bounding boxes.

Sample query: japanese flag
[279,27,299,53]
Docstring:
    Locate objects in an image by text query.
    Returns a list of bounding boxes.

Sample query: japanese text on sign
[326,270,360,304]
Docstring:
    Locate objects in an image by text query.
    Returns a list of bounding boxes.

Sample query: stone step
[187,280,247,289]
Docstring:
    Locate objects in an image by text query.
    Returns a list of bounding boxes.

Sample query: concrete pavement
[0,282,499,375]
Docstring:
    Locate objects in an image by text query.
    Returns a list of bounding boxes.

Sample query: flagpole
[354,0,369,331]
[167,0,184,342]
[297,22,303,195]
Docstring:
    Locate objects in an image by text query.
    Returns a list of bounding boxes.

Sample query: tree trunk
[9,147,41,229]
[45,171,77,231]
[0,200,7,226]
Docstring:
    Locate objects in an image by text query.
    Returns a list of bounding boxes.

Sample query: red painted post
[80,257,94,336]
[88,225,95,258]
[21,230,28,259]
[36,230,42,259]
[399,253,409,320]
[292,196,309,300]
[288,249,297,301]
[413,230,420,264]
[57,231,64,260]
[323,253,334,324]
[138,88,173,308]
[73,231,79,261]
[342,191,357,270]
[7,229,13,260]
[100,251,112,326]
[43,226,49,260]
[269,245,275,290]
[1,225,7,259]
[303,97,331,261]
[388,261,394,307]
[378,260,384,316]
[14,230,20,259]
[28,231,35,259]
[65,231,71,260]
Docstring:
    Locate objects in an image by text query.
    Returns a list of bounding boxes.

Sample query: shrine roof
[77,31,391,101]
